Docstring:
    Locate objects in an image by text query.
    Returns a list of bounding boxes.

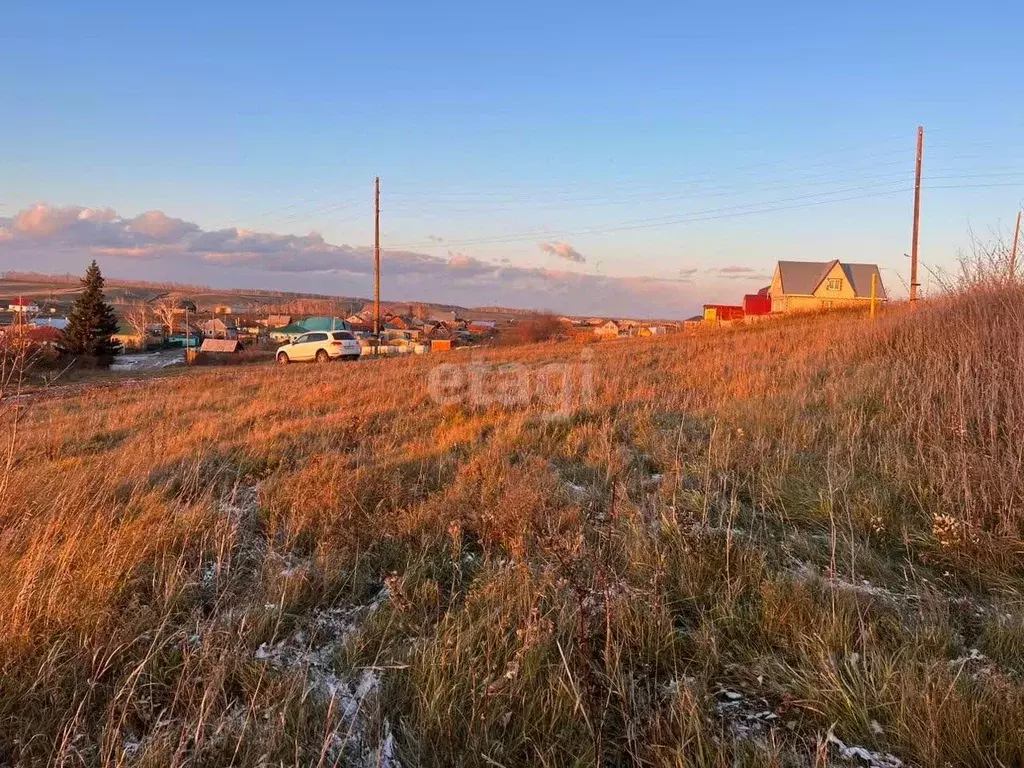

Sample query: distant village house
[264,314,292,328]
[200,318,238,339]
[113,322,166,350]
[769,260,886,313]
[8,298,39,314]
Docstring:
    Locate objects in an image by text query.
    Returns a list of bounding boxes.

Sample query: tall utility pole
[909,125,924,304]
[1010,209,1021,281]
[374,176,381,346]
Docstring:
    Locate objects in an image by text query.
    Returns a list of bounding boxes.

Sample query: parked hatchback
[276,331,361,363]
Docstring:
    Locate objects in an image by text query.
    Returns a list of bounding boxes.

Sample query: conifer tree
[61,260,120,364]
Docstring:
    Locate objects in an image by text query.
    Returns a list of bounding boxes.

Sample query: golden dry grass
[2,285,1023,766]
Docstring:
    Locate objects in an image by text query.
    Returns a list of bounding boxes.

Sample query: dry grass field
[2,283,1023,766]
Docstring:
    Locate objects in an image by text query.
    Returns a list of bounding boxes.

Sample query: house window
[826,278,842,291]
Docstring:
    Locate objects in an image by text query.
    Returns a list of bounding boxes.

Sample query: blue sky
[2,1,1023,316]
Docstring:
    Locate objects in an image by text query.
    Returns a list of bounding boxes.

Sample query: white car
[276,330,361,363]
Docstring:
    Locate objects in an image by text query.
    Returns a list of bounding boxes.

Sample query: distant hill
[0,271,666,322]
[0,272,468,316]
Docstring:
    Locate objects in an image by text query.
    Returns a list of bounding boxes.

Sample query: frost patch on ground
[712,687,787,742]
[564,481,588,496]
[253,587,396,766]
[269,551,308,579]
[121,735,142,758]
[826,728,902,767]
[947,647,1006,681]
[949,647,986,665]
[110,349,185,371]
[791,562,913,605]
[706,684,905,767]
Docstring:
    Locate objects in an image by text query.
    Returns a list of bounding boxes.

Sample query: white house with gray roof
[768,260,886,313]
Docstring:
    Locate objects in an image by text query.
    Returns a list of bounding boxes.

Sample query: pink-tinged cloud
[709,265,756,274]
[13,204,87,236]
[0,203,711,318]
[447,251,483,269]
[706,265,770,281]
[127,210,196,240]
[540,241,586,263]
[91,246,163,257]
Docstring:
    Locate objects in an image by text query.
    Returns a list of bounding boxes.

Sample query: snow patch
[252,588,396,766]
[826,727,902,767]
[110,349,185,371]
[712,688,782,742]
[949,647,986,665]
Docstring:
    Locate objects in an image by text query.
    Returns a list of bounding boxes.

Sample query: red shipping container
[743,293,772,315]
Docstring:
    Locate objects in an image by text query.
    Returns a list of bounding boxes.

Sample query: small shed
[703,305,745,322]
[199,338,242,354]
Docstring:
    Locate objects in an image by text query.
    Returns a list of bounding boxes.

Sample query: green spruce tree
[61,260,120,364]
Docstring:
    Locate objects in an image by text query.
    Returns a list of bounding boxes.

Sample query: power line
[390,184,915,249]
[382,178,1024,252]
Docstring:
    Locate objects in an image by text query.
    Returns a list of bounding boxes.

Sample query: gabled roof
[840,263,888,300]
[200,338,242,353]
[776,260,886,300]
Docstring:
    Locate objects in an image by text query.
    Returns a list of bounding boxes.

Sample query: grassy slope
[1,288,1023,767]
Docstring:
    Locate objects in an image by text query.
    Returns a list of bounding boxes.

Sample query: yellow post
[870,273,878,319]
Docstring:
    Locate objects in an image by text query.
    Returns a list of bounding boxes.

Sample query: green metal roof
[299,316,350,332]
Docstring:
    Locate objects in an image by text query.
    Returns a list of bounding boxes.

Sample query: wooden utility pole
[374,176,381,348]
[870,272,878,319]
[1010,209,1021,281]
[909,125,924,304]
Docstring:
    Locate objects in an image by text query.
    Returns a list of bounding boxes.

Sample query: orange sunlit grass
[1,283,1023,765]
